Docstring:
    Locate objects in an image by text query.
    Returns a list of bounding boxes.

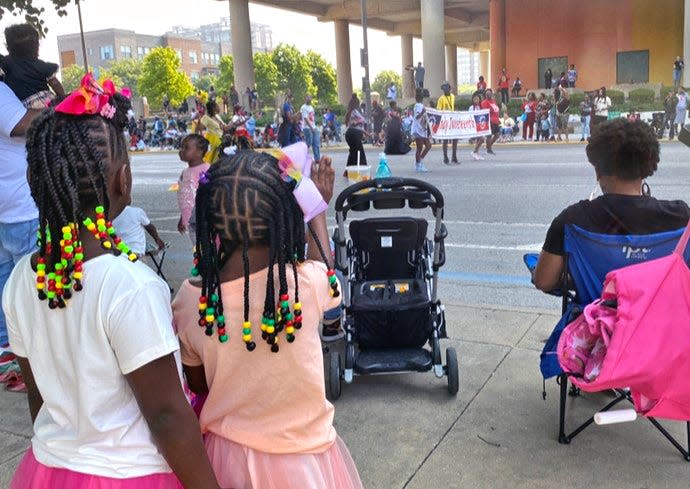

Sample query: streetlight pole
[360,0,371,133]
[76,0,89,73]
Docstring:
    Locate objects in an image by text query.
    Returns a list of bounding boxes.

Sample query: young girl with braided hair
[2,74,223,489]
[172,149,363,489]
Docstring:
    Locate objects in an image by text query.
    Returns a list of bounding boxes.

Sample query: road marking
[327,217,548,228]
[445,242,542,251]
[439,271,532,286]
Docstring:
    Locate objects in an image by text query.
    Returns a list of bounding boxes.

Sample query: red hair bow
[55,72,131,119]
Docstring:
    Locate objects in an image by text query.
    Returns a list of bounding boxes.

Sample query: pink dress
[173,261,363,489]
[177,163,209,229]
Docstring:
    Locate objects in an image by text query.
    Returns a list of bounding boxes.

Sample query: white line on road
[445,243,542,251]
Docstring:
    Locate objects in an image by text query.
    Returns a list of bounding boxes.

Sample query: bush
[607,90,625,105]
[454,97,472,111]
[661,86,678,99]
[569,92,585,107]
[629,88,655,104]
[506,99,523,118]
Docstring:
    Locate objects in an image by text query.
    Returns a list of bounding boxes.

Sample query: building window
[120,45,132,59]
[175,49,183,62]
[137,46,145,59]
[100,45,114,61]
[87,47,93,56]
[189,50,198,64]
[617,50,649,84]
[191,71,199,81]
[537,56,568,88]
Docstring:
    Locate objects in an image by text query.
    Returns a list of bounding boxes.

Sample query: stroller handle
[334,177,444,212]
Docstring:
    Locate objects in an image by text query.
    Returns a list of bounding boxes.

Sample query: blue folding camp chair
[525,224,690,460]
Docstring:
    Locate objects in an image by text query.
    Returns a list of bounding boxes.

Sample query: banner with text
[426,108,492,140]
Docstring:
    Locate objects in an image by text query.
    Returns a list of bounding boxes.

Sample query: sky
[0,0,425,85]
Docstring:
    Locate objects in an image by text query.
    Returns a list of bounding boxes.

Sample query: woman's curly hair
[586,118,659,181]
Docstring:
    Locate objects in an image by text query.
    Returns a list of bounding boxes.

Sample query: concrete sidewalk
[1,303,688,488]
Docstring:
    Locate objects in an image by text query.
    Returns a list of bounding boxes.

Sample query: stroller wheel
[327,352,342,401]
[446,347,459,396]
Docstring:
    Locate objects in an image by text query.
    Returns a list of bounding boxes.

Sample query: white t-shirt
[594,96,612,117]
[412,102,428,137]
[300,103,316,130]
[0,82,38,223]
[113,206,150,255]
[3,254,180,478]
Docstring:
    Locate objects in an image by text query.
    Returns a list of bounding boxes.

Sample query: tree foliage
[60,64,86,92]
[138,47,194,109]
[194,74,219,94]
[0,0,72,37]
[372,70,402,97]
[271,44,315,105]
[305,50,337,106]
[100,58,142,97]
[253,51,279,106]
[217,55,234,91]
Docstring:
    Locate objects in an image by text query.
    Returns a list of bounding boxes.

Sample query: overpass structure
[220,0,494,105]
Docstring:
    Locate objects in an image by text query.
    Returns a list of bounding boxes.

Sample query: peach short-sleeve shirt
[173,261,340,454]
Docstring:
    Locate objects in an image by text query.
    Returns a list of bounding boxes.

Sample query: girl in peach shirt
[173,151,362,489]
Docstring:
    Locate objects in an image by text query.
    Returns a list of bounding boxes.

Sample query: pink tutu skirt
[11,449,183,489]
[205,433,364,489]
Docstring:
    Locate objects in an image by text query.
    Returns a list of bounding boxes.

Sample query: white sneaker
[415,163,430,173]
[471,152,480,161]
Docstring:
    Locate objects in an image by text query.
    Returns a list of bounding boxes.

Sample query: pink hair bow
[55,72,131,119]
[269,142,327,223]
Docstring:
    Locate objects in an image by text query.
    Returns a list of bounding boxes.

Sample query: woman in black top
[534,119,690,291]
[544,68,553,89]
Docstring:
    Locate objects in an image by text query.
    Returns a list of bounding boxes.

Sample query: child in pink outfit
[172,151,363,489]
[177,134,210,242]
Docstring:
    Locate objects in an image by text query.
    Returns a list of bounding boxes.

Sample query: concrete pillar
[334,20,353,106]
[229,0,255,108]
[684,0,690,87]
[421,0,445,98]
[401,34,415,99]
[445,45,458,93]
[489,0,505,89]
[480,50,489,85]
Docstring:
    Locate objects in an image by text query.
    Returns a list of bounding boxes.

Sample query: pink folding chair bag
[558,219,690,421]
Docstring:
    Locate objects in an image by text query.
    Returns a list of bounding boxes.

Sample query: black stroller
[328,177,458,399]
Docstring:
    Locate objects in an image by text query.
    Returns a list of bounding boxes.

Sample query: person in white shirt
[300,94,320,161]
[593,86,612,128]
[0,82,40,352]
[386,82,397,102]
[411,90,431,173]
[112,205,165,256]
[4,77,221,489]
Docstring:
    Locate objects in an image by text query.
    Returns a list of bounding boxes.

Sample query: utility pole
[360,0,371,133]
[76,0,89,73]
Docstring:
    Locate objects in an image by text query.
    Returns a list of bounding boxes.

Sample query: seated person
[499,112,515,142]
[534,118,690,292]
[112,205,165,256]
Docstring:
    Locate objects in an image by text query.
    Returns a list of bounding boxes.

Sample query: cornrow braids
[192,150,313,352]
[26,93,138,309]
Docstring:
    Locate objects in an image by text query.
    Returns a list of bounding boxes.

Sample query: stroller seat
[349,217,428,280]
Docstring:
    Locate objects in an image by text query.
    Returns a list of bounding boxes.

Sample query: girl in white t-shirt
[412,90,431,173]
[3,75,221,489]
[593,87,612,127]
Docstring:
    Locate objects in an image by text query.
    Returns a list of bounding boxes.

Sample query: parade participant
[437,81,458,165]
[197,100,226,164]
[469,93,486,160]
[177,134,210,242]
[4,74,221,489]
[344,94,367,174]
[480,88,501,155]
[173,150,363,489]
[412,90,431,172]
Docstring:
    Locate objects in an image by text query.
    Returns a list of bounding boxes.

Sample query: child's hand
[311,156,335,204]
[178,217,186,234]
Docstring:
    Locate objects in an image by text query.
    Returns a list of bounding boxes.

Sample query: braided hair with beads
[26,78,138,309]
[192,150,336,352]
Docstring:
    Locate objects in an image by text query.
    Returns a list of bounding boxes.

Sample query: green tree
[101,58,142,96]
[60,64,86,92]
[193,74,219,94]
[372,70,402,98]
[253,51,279,105]
[271,44,315,105]
[138,47,194,109]
[0,0,72,36]
[305,50,337,106]
[217,55,234,91]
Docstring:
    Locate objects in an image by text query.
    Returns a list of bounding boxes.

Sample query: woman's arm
[533,250,565,292]
[127,354,220,489]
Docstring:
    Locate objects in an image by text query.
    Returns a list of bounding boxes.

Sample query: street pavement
[1,141,690,488]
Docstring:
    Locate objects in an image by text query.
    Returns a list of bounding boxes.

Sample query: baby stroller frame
[330,177,458,399]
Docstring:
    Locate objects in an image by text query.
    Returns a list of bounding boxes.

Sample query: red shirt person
[480,88,501,155]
